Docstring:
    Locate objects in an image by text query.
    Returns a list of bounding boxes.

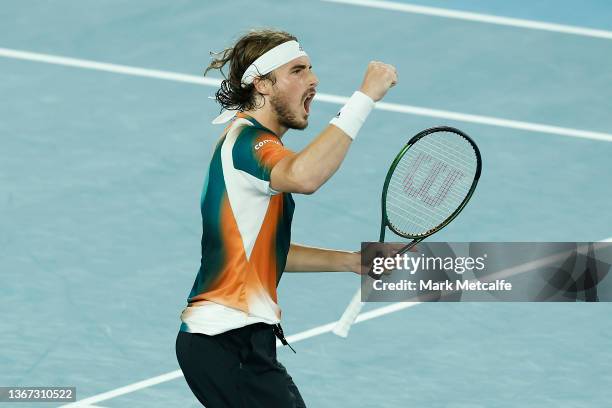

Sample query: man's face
[268,56,318,130]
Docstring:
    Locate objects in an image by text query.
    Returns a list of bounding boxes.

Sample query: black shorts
[175,323,306,408]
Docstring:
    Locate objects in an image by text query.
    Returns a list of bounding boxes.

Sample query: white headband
[241,40,307,87]
[212,40,308,124]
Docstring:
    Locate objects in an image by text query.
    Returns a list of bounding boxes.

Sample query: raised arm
[270,61,397,194]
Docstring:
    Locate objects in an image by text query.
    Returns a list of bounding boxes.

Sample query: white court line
[322,0,612,40]
[59,370,184,407]
[1,47,612,143]
[58,302,419,407]
[0,48,220,87]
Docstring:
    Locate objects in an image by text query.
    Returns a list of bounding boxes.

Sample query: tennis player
[176,29,397,407]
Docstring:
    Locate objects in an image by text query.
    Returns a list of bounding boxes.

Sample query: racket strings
[389,152,475,232]
[389,165,467,212]
[386,131,478,236]
[387,193,460,234]
[394,161,468,203]
[403,138,476,165]
[392,160,472,206]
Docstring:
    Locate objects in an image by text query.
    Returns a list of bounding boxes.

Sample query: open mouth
[303,92,315,115]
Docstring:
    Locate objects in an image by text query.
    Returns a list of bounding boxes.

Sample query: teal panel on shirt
[188,137,227,300]
[275,192,295,284]
[232,126,277,182]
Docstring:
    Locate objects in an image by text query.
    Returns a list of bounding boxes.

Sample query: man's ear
[253,77,271,96]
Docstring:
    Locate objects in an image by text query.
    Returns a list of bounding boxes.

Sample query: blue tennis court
[2,1,612,407]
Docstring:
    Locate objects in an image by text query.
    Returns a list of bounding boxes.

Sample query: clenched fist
[359,61,398,102]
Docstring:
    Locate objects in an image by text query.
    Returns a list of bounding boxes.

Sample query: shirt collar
[236,112,278,137]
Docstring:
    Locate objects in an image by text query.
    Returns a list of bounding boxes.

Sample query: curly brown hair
[205,29,298,112]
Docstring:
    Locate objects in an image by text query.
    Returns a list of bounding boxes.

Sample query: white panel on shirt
[221,118,277,260]
[180,302,279,335]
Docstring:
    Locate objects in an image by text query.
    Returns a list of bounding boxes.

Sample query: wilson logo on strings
[402,152,464,207]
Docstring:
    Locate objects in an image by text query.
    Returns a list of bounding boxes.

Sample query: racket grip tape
[332,290,364,337]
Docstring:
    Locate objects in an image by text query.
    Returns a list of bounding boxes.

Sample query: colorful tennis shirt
[180,113,295,335]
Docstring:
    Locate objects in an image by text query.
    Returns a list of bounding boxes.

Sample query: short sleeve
[232,126,294,194]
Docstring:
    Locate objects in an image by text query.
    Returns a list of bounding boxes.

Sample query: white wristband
[329,91,375,140]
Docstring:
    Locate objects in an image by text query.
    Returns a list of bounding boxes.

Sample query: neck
[242,106,288,137]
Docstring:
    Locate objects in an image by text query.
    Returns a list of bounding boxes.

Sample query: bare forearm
[284,243,359,273]
[270,125,352,194]
[291,125,353,189]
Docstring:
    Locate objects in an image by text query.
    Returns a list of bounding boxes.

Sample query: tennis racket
[332,126,482,337]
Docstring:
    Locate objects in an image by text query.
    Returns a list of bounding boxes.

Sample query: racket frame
[333,126,482,337]
[381,126,482,242]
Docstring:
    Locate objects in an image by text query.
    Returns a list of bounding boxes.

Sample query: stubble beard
[270,90,308,130]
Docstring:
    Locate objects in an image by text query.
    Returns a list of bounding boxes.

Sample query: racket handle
[333,240,420,338]
[332,289,364,337]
